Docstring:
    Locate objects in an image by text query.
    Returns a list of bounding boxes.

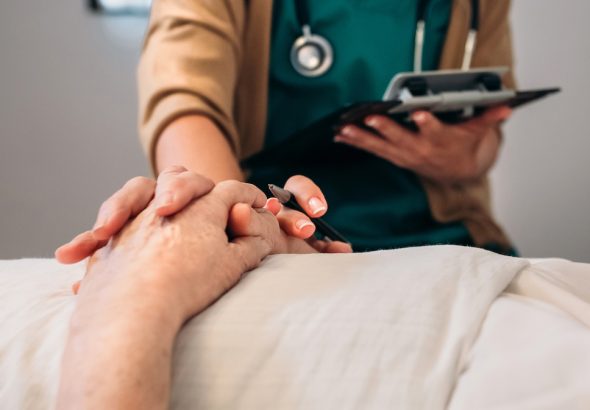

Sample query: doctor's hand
[335,106,512,183]
[265,175,352,254]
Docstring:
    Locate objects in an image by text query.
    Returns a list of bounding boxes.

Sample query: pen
[268,184,350,244]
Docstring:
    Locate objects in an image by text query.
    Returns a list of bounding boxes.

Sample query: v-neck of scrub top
[252,0,475,252]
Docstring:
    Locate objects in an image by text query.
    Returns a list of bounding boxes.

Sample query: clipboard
[243,67,560,168]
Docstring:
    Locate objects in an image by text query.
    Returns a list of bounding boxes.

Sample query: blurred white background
[0,1,588,261]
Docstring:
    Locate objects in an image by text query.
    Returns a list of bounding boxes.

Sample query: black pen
[268,184,350,244]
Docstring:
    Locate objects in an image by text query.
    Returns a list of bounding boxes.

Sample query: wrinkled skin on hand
[78,181,280,322]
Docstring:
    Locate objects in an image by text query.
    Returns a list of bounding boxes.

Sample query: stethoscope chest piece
[290,25,333,77]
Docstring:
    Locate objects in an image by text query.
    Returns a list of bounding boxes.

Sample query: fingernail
[156,191,173,209]
[365,117,379,127]
[341,126,355,137]
[413,112,427,124]
[296,219,314,231]
[308,197,327,215]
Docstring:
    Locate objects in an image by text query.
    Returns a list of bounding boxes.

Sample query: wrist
[60,288,180,410]
[155,114,244,181]
[72,266,186,337]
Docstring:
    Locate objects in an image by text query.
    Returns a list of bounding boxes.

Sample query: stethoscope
[290,0,480,78]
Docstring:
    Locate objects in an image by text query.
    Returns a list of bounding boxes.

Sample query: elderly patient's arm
[56,181,284,409]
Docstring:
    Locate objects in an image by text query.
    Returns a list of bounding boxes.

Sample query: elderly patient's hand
[55,166,216,264]
[78,180,279,322]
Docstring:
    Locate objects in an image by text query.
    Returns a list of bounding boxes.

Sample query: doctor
[58,0,517,263]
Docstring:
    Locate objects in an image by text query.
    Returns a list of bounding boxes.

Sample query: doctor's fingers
[228,204,318,255]
[91,176,157,241]
[153,166,215,216]
[306,237,353,254]
[411,111,447,139]
[284,175,328,217]
[361,115,418,149]
[463,105,512,132]
[411,108,510,140]
[259,197,282,217]
[55,230,108,264]
[334,127,420,170]
[276,206,316,239]
[264,198,322,240]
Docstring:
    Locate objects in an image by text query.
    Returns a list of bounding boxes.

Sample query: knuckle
[185,171,214,187]
[161,165,187,175]
[381,130,399,143]
[416,144,433,163]
[377,121,392,134]
[216,179,239,191]
[245,183,267,202]
[281,210,305,224]
[125,176,153,191]
[286,174,318,196]
[214,179,242,197]
[106,200,126,216]
[98,200,111,215]
[286,174,308,187]
[294,210,311,221]
[243,182,262,193]
[166,176,189,192]
[99,193,125,215]
[135,176,152,185]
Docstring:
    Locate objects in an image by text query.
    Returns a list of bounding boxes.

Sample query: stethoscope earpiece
[290,25,334,77]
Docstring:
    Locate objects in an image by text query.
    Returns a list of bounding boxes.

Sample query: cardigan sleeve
[137,0,245,171]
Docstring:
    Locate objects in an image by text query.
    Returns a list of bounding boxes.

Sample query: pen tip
[267,184,291,203]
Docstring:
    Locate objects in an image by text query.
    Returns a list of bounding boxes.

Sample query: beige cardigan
[138,0,515,249]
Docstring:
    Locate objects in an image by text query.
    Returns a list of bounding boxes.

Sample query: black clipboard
[242,68,560,168]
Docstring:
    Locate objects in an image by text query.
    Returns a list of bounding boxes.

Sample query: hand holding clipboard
[243,67,560,168]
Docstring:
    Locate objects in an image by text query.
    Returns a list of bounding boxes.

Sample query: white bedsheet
[0,246,589,409]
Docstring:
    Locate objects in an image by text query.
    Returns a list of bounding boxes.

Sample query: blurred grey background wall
[0,1,588,261]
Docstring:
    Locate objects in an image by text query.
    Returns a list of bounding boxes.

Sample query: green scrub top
[249,0,477,252]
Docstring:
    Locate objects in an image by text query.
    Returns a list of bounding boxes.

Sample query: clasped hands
[55,166,351,323]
